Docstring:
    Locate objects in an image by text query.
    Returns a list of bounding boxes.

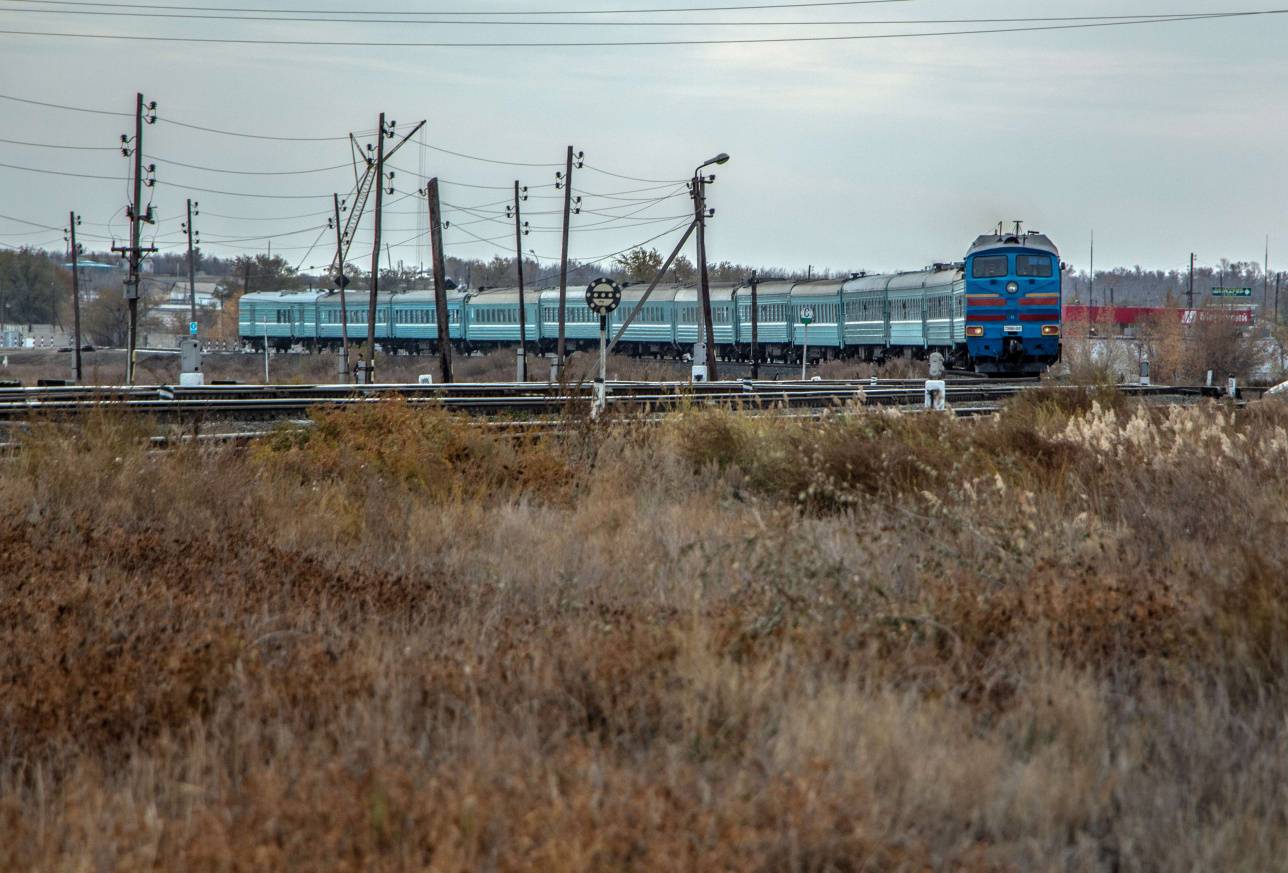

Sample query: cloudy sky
[0,0,1285,279]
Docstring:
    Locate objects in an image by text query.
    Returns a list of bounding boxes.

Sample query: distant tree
[82,283,153,347]
[614,247,664,283]
[215,254,305,298]
[0,248,70,327]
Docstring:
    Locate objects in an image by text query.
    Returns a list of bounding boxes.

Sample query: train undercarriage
[244,336,1055,376]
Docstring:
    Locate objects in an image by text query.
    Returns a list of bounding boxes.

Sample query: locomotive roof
[968,232,1059,257]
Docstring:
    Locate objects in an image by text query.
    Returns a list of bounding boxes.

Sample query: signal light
[966,326,985,337]
[1042,325,1061,336]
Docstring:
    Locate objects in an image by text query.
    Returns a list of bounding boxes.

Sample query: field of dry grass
[2,391,1287,871]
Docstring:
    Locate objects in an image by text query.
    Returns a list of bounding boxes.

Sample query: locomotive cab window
[971,255,1009,278]
[1015,255,1054,277]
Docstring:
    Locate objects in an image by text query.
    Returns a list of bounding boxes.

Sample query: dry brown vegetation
[3,394,1288,871]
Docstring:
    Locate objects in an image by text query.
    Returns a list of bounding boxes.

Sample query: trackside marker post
[800,306,814,381]
[585,278,622,418]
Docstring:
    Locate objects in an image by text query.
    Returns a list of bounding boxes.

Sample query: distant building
[1065,305,1256,336]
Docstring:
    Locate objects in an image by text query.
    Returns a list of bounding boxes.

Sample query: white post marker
[262,314,270,383]
[585,278,622,417]
[799,306,814,381]
[924,379,947,411]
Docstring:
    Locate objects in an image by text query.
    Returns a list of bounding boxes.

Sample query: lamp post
[691,151,729,382]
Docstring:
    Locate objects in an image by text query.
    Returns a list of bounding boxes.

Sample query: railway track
[0,378,1223,423]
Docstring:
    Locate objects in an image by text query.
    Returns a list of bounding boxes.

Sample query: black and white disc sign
[585,278,622,316]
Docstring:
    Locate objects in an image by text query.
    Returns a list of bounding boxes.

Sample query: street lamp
[691,153,729,382]
[695,152,731,175]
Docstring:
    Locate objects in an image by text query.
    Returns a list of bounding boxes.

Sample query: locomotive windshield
[1015,255,1054,277]
[972,255,1009,278]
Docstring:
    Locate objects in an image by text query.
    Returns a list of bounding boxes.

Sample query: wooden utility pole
[427,177,453,384]
[67,211,82,383]
[1188,252,1196,311]
[556,145,578,370]
[365,112,389,381]
[112,92,156,386]
[693,172,718,380]
[185,198,198,326]
[749,270,759,379]
[1088,230,1095,311]
[127,92,144,383]
[513,180,528,381]
[332,193,351,381]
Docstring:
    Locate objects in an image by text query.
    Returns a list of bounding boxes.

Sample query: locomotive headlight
[1042,325,1061,337]
[1006,281,1019,294]
[966,326,985,338]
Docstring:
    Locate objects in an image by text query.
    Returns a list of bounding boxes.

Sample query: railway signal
[799,306,814,380]
[585,278,621,417]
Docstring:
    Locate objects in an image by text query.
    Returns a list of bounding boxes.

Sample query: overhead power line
[4,0,916,16]
[0,7,1267,27]
[158,117,368,142]
[152,155,352,176]
[1,11,1283,46]
[0,135,116,151]
[0,159,123,182]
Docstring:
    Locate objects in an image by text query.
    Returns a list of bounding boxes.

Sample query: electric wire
[0,95,690,190]
[4,12,1280,47]
[1,0,917,16]
[152,155,352,176]
[0,135,116,151]
[0,7,1258,28]
[582,164,688,184]
[0,159,124,182]
[0,211,64,231]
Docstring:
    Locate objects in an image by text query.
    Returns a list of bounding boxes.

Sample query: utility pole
[112,92,157,386]
[332,193,351,381]
[555,145,582,377]
[426,177,452,384]
[1089,230,1095,310]
[364,112,392,383]
[1188,252,1196,311]
[596,152,729,374]
[184,199,198,327]
[692,170,718,380]
[1275,272,1281,324]
[511,180,529,381]
[749,270,760,380]
[1265,235,1271,317]
[178,198,203,382]
[65,212,82,383]
[357,115,424,381]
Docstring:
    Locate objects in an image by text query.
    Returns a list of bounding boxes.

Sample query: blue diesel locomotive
[238,230,1062,375]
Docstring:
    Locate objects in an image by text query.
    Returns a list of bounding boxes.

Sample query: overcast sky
[1,0,1285,279]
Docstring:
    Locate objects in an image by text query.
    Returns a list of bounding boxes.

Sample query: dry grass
[2,396,1288,871]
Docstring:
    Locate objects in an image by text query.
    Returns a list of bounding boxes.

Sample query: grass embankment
[2,392,1287,871]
